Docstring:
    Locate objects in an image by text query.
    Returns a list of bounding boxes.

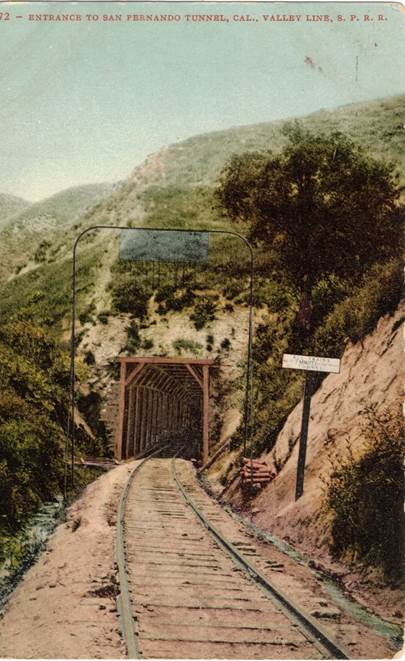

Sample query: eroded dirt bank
[208,306,403,627]
[0,463,136,659]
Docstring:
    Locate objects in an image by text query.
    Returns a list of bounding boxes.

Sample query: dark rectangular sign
[120,229,209,263]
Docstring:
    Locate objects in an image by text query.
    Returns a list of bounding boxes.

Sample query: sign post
[282,353,340,501]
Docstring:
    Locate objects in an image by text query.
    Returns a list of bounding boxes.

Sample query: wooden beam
[134,387,142,456]
[139,388,148,454]
[125,386,136,459]
[185,364,203,389]
[198,437,231,474]
[202,364,209,465]
[152,390,159,445]
[125,362,145,387]
[115,360,127,461]
[119,356,214,365]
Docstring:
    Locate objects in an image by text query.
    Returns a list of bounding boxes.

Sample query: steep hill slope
[209,304,403,602]
[231,304,402,531]
[0,194,30,228]
[124,94,405,189]
[69,94,405,235]
[1,94,403,287]
[0,93,402,461]
[0,183,115,282]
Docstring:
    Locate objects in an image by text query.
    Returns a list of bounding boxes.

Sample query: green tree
[217,125,402,339]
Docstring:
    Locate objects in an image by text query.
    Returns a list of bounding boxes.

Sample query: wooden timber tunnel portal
[115,357,214,464]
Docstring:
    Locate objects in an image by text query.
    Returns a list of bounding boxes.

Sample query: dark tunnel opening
[115,358,213,463]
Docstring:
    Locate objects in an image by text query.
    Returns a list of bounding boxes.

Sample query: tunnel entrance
[115,357,214,463]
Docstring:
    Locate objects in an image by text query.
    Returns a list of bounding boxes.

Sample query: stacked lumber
[240,458,275,489]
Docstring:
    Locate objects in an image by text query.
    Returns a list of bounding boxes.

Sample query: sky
[0,0,404,201]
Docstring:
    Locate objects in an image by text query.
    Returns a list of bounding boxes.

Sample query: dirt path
[0,463,136,659]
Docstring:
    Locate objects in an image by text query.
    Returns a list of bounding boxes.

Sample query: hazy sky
[1,1,404,201]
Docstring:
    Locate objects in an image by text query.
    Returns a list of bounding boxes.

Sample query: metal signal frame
[68,225,254,491]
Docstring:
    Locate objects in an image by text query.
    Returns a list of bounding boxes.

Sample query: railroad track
[116,451,349,659]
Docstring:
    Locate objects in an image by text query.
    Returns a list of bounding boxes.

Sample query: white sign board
[282,354,340,374]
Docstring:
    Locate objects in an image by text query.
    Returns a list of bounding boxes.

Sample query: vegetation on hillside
[0,249,102,337]
[0,193,30,228]
[125,95,405,189]
[0,95,403,579]
[0,322,68,552]
[215,126,402,456]
[0,184,113,283]
[249,258,402,456]
[323,404,403,584]
[217,124,401,340]
[0,318,101,561]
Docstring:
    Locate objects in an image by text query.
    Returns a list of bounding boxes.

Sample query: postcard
[0,1,403,659]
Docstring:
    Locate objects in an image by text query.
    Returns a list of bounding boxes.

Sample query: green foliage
[190,297,219,330]
[111,275,148,318]
[0,249,100,336]
[217,125,402,338]
[83,350,95,365]
[125,321,141,353]
[323,405,404,583]
[206,333,214,352]
[141,185,225,230]
[0,321,70,539]
[97,311,109,324]
[76,391,107,454]
[248,257,401,457]
[155,283,194,315]
[311,259,402,356]
[172,338,203,356]
[79,301,96,326]
[34,239,51,263]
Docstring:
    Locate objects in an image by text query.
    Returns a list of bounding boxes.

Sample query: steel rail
[170,456,349,661]
[115,444,171,658]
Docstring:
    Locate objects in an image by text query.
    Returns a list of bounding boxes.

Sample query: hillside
[0,183,115,282]
[0,94,403,288]
[0,94,402,581]
[72,94,405,234]
[215,304,402,543]
[206,304,403,614]
[124,94,405,189]
[0,194,30,229]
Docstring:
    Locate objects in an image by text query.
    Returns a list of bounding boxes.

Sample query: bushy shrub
[312,259,402,357]
[83,350,95,365]
[172,339,203,356]
[111,276,148,318]
[0,321,72,541]
[34,239,51,263]
[155,284,194,315]
[76,391,107,453]
[222,280,240,300]
[324,404,404,583]
[97,311,109,324]
[125,321,141,353]
[0,419,65,533]
[190,297,218,330]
